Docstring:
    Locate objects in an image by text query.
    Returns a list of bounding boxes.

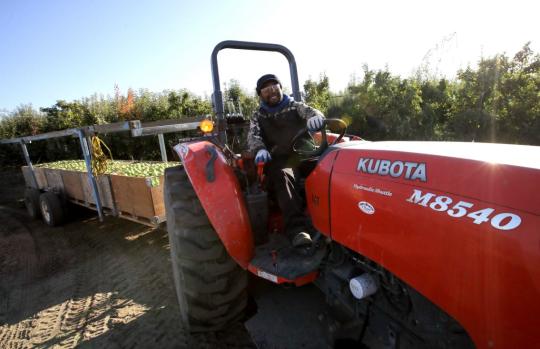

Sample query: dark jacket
[247,99,324,160]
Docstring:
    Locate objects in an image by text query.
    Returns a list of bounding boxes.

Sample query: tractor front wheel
[164,165,247,332]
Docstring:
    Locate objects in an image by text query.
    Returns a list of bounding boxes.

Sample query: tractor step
[248,234,326,285]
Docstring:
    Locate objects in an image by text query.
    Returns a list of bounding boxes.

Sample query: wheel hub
[41,200,50,223]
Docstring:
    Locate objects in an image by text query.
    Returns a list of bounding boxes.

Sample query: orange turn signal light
[199,119,214,133]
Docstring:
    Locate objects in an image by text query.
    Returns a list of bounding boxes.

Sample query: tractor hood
[334,140,540,169]
[314,140,540,349]
[330,140,540,216]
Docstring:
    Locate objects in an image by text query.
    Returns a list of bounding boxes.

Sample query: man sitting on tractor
[247,73,325,248]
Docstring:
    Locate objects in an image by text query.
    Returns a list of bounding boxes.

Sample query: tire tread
[164,165,247,332]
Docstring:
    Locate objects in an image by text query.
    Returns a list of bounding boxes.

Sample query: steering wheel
[291,118,347,158]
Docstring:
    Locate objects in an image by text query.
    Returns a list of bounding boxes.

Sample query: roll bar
[210,40,301,143]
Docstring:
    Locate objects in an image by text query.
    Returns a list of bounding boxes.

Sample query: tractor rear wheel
[164,165,247,332]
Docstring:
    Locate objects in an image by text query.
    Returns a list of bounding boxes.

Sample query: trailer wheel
[39,192,64,227]
[164,165,247,332]
[24,188,41,219]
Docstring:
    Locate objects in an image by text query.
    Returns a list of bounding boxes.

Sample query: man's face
[260,80,283,106]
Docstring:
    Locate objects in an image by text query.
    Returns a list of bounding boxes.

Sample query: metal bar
[1,119,207,144]
[0,138,20,144]
[1,121,138,145]
[158,133,168,162]
[20,141,39,189]
[1,128,79,144]
[77,129,104,222]
[131,122,201,137]
[142,117,204,128]
[91,121,132,134]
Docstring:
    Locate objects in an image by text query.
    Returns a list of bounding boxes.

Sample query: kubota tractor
[164,41,540,348]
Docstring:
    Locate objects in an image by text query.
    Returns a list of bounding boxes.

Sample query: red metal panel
[329,146,540,349]
[305,150,338,236]
[331,143,540,215]
[176,141,254,268]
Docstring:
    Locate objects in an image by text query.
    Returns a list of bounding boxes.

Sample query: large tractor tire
[164,165,248,332]
[39,192,65,227]
[24,187,41,219]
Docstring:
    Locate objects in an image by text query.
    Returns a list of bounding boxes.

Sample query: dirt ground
[0,170,329,349]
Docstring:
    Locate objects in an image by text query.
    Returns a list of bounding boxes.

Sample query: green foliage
[166,89,212,119]
[418,79,453,140]
[493,43,540,145]
[304,74,330,114]
[224,79,258,117]
[0,105,46,167]
[222,79,259,152]
[328,43,539,145]
[329,67,425,140]
[443,43,540,144]
[0,88,213,167]
[0,104,44,138]
[1,43,538,169]
[40,100,96,131]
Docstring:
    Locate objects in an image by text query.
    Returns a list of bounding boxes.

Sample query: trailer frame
[1,117,209,226]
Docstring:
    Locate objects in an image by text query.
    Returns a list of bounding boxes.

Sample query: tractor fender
[174,141,254,268]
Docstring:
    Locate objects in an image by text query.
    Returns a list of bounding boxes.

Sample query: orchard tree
[303,74,330,114]
[224,79,258,117]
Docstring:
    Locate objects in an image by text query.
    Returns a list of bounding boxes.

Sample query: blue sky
[1,0,538,112]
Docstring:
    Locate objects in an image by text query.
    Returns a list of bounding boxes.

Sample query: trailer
[21,161,169,226]
[1,118,213,227]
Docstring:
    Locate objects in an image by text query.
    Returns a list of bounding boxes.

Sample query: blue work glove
[307,115,325,132]
[255,149,272,164]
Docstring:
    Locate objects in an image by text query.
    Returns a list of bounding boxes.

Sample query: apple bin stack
[22,160,180,226]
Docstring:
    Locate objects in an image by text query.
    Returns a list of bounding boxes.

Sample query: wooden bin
[22,166,48,189]
[23,166,111,206]
[43,168,64,192]
[21,166,166,226]
[110,174,165,225]
[80,174,115,210]
[60,170,85,201]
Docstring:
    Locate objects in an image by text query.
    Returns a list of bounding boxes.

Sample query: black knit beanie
[256,74,281,95]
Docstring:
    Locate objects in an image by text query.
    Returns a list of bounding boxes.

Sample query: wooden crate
[34,167,48,189]
[21,166,48,189]
[21,165,166,226]
[81,174,115,209]
[44,168,64,192]
[61,170,85,201]
[110,175,165,224]
[21,166,35,188]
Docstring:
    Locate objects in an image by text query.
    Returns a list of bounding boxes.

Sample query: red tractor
[164,41,540,348]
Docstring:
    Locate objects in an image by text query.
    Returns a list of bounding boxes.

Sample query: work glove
[307,115,325,132]
[255,149,272,164]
